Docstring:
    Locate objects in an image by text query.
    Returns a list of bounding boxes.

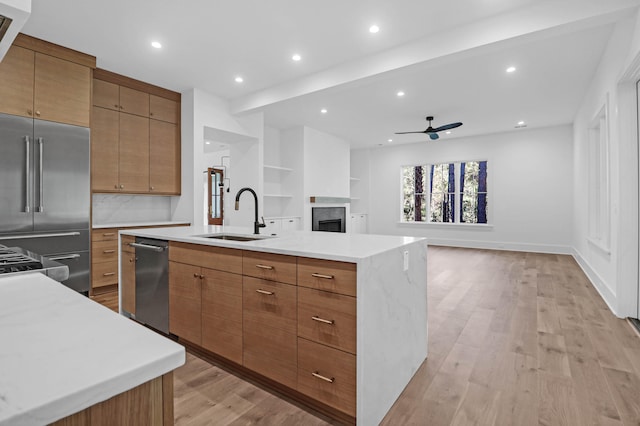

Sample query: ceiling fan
[395,116,463,140]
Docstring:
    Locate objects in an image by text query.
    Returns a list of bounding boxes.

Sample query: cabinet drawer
[91,240,118,263]
[297,257,356,297]
[92,228,118,242]
[243,276,296,334]
[242,251,297,285]
[244,322,297,389]
[169,242,242,274]
[297,338,356,417]
[91,261,118,288]
[297,287,356,354]
[121,235,135,253]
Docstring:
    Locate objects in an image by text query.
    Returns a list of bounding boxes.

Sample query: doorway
[208,167,224,225]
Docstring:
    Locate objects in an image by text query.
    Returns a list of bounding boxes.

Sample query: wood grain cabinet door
[121,251,136,315]
[118,113,149,192]
[119,86,149,117]
[149,120,180,194]
[201,268,243,364]
[91,107,119,192]
[34,53,91,127]
[0,45,34,118]
[149,95,178,123]
[169,261,202,345]
[93,79,119,111]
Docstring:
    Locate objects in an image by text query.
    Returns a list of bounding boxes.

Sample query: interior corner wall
[171,88,264,229]
[573,12,640,318]
[366,125,574,253]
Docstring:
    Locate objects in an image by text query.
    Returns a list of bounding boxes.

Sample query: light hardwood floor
[92,247,640,425]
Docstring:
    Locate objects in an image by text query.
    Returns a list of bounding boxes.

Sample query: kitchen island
[120,225,427,425]
[0,273,185,426]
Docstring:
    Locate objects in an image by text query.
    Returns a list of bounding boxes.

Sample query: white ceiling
[21,0,640,149]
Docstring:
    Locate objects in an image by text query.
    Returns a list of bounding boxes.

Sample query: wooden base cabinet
[120,235,136,315]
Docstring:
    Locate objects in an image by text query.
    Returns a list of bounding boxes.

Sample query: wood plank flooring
[92,247,640,425]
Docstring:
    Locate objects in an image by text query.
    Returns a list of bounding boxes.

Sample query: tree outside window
[402,160,488,224]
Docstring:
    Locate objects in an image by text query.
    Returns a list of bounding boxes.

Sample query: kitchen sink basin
[192,233,273,242]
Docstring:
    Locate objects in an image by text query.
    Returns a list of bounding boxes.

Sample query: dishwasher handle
[129,242,166,252]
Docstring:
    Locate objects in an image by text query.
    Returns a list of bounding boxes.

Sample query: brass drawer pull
[102,233,115,237]
[103,272,116,276]
[311,273,334,280]
[103,249,115,254]
[312,316,334,325]
[255,264,274,270]
[312,372,334,383]
[256,289,275,295]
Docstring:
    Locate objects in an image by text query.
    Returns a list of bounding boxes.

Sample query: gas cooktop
[0,246,69,281]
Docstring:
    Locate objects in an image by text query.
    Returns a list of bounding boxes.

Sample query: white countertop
[121,225,425,262]
[0,273,185,426]
[92,220,190,229]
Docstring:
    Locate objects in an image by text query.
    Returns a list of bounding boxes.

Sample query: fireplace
[312,207,346,233]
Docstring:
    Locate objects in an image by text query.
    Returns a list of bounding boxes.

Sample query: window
[588,101,610,251]
[402,161,488,224]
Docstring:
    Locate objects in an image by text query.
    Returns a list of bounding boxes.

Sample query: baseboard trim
[571,248,621,318]
[425,238,572,255]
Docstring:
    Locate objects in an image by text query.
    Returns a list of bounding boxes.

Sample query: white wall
[573,12,640,317]
[302,127,351,231]
[362,125,574,253]
[172,88,264,230]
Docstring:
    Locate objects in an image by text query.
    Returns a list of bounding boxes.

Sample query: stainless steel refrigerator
[0,112,90,293]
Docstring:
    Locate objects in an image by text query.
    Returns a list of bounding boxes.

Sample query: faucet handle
[259,216,266,228]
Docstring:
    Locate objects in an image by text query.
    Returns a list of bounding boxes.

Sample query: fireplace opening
[312,207,346,233]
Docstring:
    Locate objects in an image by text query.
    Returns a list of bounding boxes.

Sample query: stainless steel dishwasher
[130,237,169,334]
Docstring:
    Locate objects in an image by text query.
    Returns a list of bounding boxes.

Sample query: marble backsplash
[92,194,173,225]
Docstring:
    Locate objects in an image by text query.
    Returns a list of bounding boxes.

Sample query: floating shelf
[264,194,294,198]
[310,196,351,204]
[264,165,293,172]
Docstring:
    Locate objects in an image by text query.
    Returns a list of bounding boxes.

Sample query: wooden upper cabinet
[119,86,149,117]
[34,53,91,127]
[119,113,150,192]
[150,95,178,124]
[91,106,119,192]
[150,120,180,194]
[0,45,35,118]
[93,79,119,111]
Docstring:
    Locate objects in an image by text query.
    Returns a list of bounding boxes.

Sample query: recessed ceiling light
[515,120,527,128]
[235,76,244,83]
[369,25,380,34]
[320,108,328,114]
[292,54,301,61]
[397,91,405,97]
[445,131,451,135]
[388,139,393,143]
[151,41,162,49]
[506,66,516,73]
[205,141,211,145]
[517,120,525,125]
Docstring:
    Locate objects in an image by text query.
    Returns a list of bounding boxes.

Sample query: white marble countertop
[120,225,425,262]
[92,220,190,229]
[0,273,185,426]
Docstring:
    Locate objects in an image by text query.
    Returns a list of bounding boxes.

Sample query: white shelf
[350,177,360,182]
[264,194,294,198]
[264,164,293,172]
[350,197,361,201]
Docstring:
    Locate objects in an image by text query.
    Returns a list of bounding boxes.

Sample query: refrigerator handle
[24,136,31,213]
[37,137,44,213]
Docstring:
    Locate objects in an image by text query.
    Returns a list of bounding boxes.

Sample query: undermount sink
[192,233,273,242]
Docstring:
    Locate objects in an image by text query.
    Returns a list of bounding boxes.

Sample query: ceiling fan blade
[432,122,463,132]
[429,132,439,140]
[395,131,426,134]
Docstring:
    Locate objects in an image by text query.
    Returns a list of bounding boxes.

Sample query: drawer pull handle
[256,289,274,295]
[103,233,115,237]
[103,249,115,254]
[255,264,274,270]
[311,273,334,280]
[103,272,116,277]
[193,273,199,278]
[312,372,335,383]
[312,316,334,325]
